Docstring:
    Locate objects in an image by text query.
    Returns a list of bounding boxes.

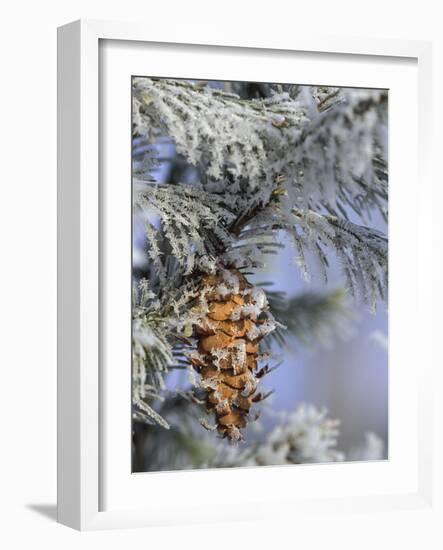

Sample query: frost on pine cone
[190,268,276,441]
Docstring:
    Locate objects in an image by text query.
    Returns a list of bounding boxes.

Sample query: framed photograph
[57,19,433,530]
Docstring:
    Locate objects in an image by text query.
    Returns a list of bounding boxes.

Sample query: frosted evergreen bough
[134,399,386,471]
[131,76,388,457]
[133,78,388,307]
[133,78,387,218]
[217,404,345,466]
[132,277,200,428]
[135,181,236,279]
[290,208,388,308]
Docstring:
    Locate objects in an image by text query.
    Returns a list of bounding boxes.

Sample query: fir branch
[264,288,353,348]
[133,77,306,196]
[135,181,237,278]
[132,318,173,428]
[132,278,200,429]
[228,205,387,308]
[133,394,217,471]
[133,78,388,223]
[290,208,388,309]
[215,404,345,466]
[131,78,389,442]
[290,89,388,221]
[134,399,345,470]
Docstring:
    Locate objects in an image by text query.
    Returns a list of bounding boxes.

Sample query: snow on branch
[132,318,172,428]
[218,405,345,466]
[229,204,387,308]
[291,88,388,221]
[133,78,388,222]
[135,181,237,279]
[134,398,385,469]
[133,77,305,180]
[132,277,200,428]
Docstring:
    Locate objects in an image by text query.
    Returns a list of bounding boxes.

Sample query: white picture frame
[57,19,433,531]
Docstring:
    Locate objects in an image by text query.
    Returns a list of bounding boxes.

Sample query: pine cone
[190,268,275,441]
